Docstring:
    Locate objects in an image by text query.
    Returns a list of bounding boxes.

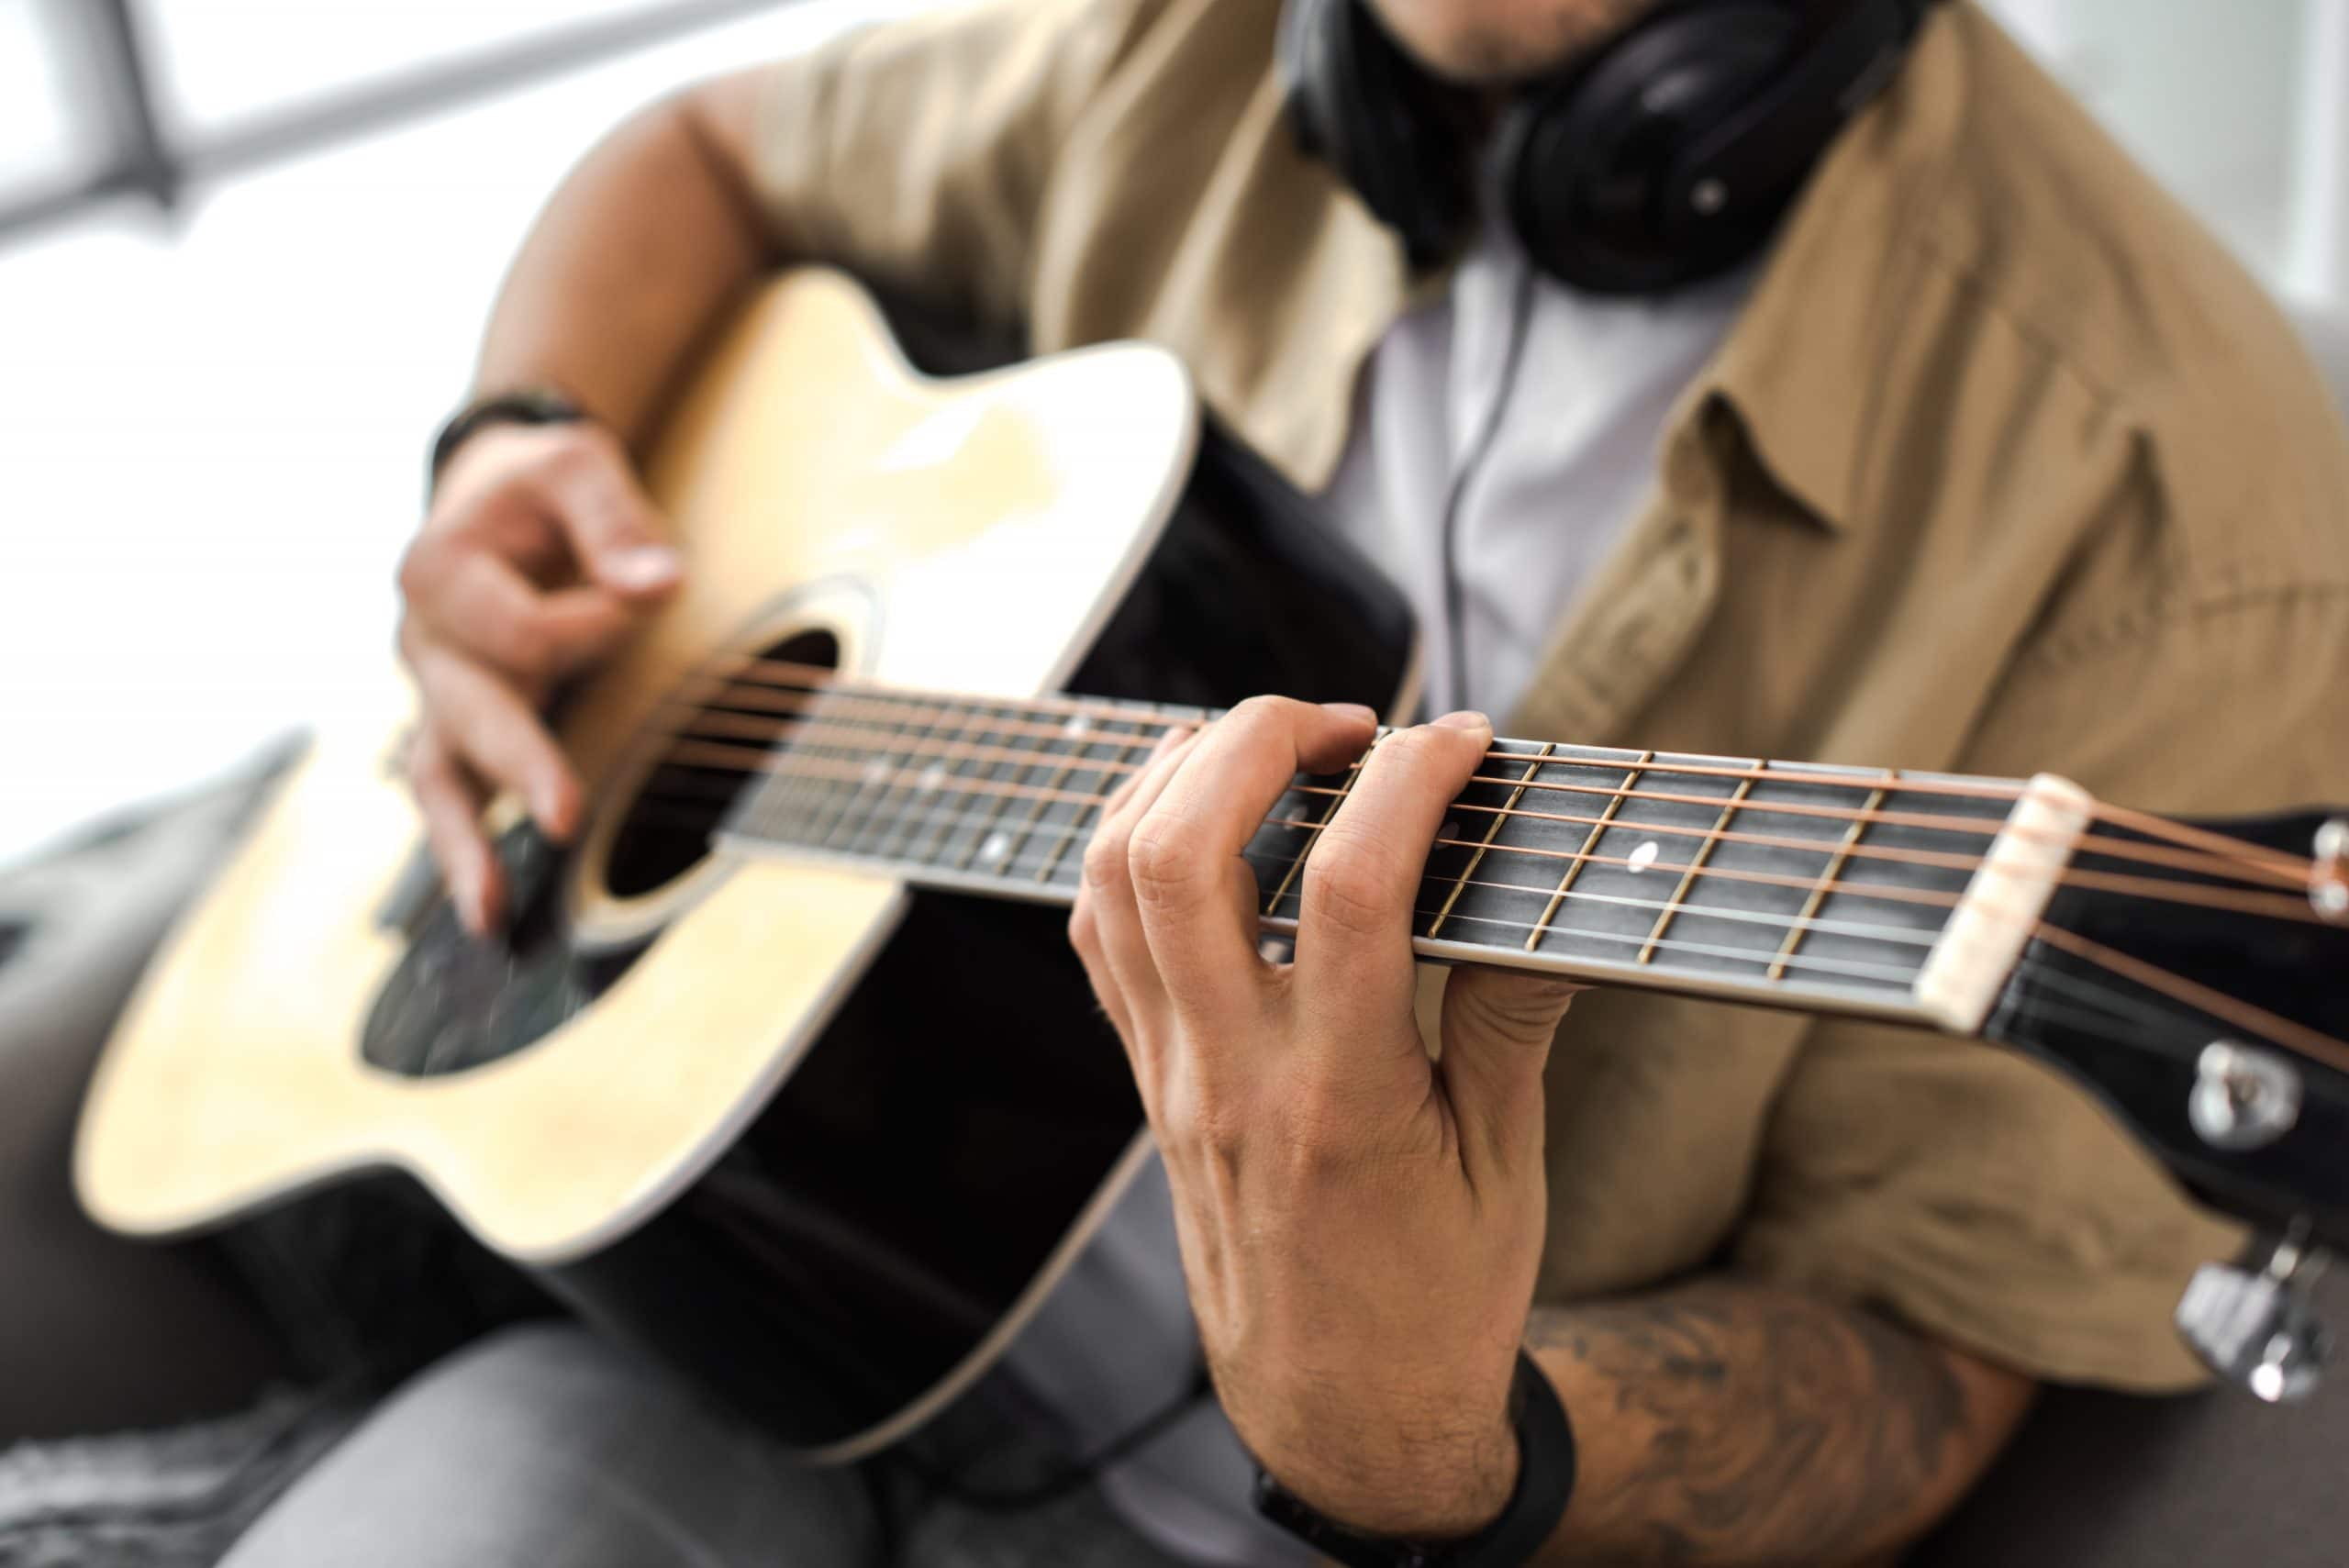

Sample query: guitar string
[626,794,2272,1075]
[627,797,1941,989]
[709,659,2322,884]
[624,779,2349,1070]
[660,706,2321,917]
[616,675,2349,1067]
[668,745,2349,1068]
[646,762,2316,1049]
[643,784,1952,952]
[643,735,2330,928]
[678,676,2106,856]
[656,676,2318,890]
[2031,919,2349,1070]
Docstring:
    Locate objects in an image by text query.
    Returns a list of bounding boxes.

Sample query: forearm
[472,69,776,450]
[1529,1276,2034,1566]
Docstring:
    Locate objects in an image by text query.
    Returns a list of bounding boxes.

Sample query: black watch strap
[1252,1350,1575,1567]
[428,387,585,495]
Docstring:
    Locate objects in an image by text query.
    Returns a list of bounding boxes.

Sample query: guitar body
[75,269,1416,1457]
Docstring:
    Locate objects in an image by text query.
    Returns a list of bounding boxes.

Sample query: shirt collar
[1674,0,1969,534]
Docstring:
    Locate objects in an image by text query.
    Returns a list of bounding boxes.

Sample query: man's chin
[1366,0,1664,86]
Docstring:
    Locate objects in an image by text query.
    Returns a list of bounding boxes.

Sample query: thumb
[1437,964,1579,1183]
[528,428,683,598]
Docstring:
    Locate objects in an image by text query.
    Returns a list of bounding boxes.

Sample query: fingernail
[1321,702,1378,727]
[1433,709,1490,732]
[606,544,681,592]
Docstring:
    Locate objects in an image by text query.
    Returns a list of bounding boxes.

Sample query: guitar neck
[711,684,2087,1038]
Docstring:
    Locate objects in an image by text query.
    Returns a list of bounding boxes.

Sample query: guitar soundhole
[604,628,840,900]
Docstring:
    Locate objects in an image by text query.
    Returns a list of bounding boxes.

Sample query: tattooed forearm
[1526,1277,2033,1567]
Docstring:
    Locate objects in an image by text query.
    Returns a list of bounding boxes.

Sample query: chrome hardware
[1690,179,1729,217]
[2176,1226,2331,1403]
[2315,818,2348,922]
[2189,1041,2303,1151]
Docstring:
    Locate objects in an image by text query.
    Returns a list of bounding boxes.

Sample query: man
[223,0,2349,1562]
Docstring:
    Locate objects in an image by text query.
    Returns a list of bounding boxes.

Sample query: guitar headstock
[1985,807,2349,1400]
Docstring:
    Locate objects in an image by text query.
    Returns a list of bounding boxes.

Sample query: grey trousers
[217,1324,1197,1568]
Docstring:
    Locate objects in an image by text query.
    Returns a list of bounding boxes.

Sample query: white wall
[1983,0,2349,310]
[0,2,912,869]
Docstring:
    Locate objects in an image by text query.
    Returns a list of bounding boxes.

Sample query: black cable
[1436,262,1541,716]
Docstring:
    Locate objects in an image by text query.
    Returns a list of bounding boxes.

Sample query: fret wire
[713,739,2305,928]
[1259,732,1372,917]
[952,700,1036,874]
[779,686,874,846]
[809,686,920,851]
[1770,776,1894,981]
[1403,905,1927,986]
[1032,717,1157,884]
[888,695,973,867]
[993,708,1098,876]
[930,699,1024,868]
[673,784,1945,958]
[797,686,890,848]
[1428,742,1553,939]
[687,790,1946,981]
[870,703,966,863]
[1637,774,1755,965]
[756,680,869,845]
[844,688,941,858]
[1526,751,1653,952]
[685,708,2292,892]
[918,697,1012,869]
[695,671,2305,887]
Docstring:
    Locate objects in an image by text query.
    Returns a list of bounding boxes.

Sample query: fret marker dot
[980,831,1011,865]
[862,759,889,785]
[1441,819,1461,840]
[1628,840,1661,873]
[1064,714,1091,737]
[918,764,946,792]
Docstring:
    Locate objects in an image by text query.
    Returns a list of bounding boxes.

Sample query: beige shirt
[749,0,2349,1387]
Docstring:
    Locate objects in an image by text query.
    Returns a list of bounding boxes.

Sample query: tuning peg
[2315,818,2347,922]
[2176,1226,2331,1403]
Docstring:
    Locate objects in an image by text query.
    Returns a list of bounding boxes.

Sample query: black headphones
[1277,0,1927,293]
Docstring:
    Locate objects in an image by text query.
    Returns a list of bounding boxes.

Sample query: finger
[1066,895,1136,1046]
[1437,964,1580,1187]
[1076,726,1200,1073]
[402,535,635,682]
[407,642,585,840]
[518,427,682,597]
[408,727,501,935]
[1297,710,1493,1038]
[1127,697,1378,1024]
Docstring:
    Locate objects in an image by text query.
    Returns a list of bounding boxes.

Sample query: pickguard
[360,826,626,1077]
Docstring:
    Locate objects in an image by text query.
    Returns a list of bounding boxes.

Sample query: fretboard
[711,682,2066,1032]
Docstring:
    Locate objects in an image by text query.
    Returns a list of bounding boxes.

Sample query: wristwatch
[1252,1351,1575,1567]
[428,386,586,496]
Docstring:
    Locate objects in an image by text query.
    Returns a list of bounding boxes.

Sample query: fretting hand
[396,422,681,933]
[1068,696,1582,1539]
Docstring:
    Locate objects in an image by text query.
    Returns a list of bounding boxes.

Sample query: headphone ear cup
[1276,0,1476,266]
[1497,1,1799,292]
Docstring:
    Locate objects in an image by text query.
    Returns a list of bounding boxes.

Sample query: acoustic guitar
[76,268,2349,1456]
